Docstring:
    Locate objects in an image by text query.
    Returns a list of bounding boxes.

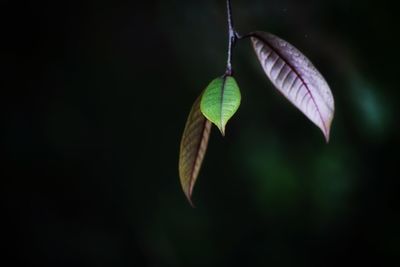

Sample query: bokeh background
[2,0,399,266]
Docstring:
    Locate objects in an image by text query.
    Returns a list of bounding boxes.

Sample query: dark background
[2,0,399,266]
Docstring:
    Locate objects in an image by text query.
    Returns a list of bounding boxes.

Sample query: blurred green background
[2,0,399,266]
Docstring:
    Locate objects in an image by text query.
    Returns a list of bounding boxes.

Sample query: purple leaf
[251,31,334,141]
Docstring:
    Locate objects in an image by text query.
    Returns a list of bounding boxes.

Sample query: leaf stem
[225,0,237,76]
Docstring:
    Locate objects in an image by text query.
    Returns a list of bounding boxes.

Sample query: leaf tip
[323,116,334,143]
[184,190,196,208]
[180,175,196,207]
[324,131,330,143]
[219,124,226,136]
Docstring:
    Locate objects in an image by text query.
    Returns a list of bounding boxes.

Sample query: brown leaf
[179,94,212,206]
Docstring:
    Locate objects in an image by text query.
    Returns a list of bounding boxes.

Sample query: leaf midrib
[188,118,209,197]
[220,76,228,133]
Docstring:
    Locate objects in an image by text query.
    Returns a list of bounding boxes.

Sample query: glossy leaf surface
[251,31,334,141]
[200,76,241,135]
[179,94,212,206]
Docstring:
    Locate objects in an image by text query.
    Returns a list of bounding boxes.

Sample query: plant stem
[225,0,237,76]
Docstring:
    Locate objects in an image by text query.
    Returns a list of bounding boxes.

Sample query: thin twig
[225,0,236,76]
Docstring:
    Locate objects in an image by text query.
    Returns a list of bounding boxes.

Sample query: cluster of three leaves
[179,32,335,205]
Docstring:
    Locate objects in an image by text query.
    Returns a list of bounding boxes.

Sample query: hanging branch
[178,0,335,205]
[225,0,238,76]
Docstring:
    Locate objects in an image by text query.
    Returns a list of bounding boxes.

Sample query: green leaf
[179,94,212,206]
[200,76,241,135]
